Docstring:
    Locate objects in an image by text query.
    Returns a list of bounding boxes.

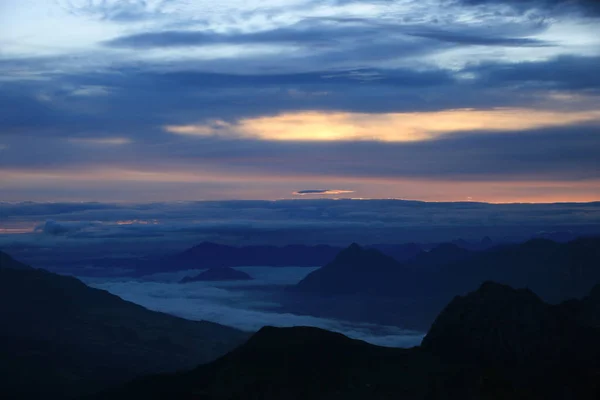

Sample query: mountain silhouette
[422,282,600,367]
[95,282,600,399]
[0,250,32,270]
[180,267,254,283]
[0,251,249,399]
[291,237,600,328]
[136,242,342,275]
[134,239,497,276]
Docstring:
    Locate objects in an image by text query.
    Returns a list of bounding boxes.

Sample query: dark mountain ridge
[0,250,249,399]
[135,242,342,276]
[295,237,600,300]
[133,239,495,276]
[289,236,600,329]
[180,267,254,283]
[96,281,600,399]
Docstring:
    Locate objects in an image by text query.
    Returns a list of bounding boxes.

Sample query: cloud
[68,137,132,145]
[467,55,600,90]
[0,0,598,205]
[164,108,600,142]
[82,271,425,347]
[34,219,98,236]
[3,199,600,267]
[294,190,355,196]
[457,0,600,16]
[104,20,551,49]
[55,0,178,22]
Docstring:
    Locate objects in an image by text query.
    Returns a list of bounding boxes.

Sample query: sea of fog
[81,266,424,348]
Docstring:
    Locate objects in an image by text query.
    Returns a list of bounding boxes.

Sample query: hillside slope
[96,282,600,399]
[0,251,250,399]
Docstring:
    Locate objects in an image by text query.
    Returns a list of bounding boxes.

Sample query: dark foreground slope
[95,282,600,400]
[0,251,249,399]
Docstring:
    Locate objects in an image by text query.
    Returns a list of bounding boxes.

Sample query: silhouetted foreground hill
[94,282,600,400]
[0,251,249,399]
[289,237,600,328]
[180,267,254,283]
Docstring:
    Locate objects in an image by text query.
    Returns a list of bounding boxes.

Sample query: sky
[1,0,600,202]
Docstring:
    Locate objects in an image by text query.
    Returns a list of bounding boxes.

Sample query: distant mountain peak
[180,267,253,283]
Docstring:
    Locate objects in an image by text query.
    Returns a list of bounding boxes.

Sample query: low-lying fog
[81,266,425,348]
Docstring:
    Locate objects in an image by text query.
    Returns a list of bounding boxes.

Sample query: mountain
[0,251,250,399]
[94,282,600,400]
[0,250,32,270]
[291,242,476,298]
[422,282,600,367]
[287,237,600,330]
[92,326,444,400]
[136,243,342,275]
[366,242,425,263]
[292,237,600,325]
[134,240,489,277]
[421,281,600,399]
[292,243,403,296]
[180,267,254,283]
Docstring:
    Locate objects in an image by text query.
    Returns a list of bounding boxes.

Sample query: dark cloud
[104,25,353,48]
[4,123,597,182]
[404,27,551,47]
[294,190,355,195]
[105,20,550,49]
[468,55,600,90]
[34,220,98,236]
[0,65,459,140]
[457,0,600,15]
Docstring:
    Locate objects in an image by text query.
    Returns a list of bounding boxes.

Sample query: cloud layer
[0,0,599,201]
[82,267,425,347]
[2,200,600,272]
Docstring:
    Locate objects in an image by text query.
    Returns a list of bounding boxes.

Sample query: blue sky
[1,0,599,202]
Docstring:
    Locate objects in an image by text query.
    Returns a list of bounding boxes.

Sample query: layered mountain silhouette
[134,240,494,276]
[180,267,254,283]
[95,282,600,399]
[290,237,600,328]
[0,251,249,399]
[136,243,342,275]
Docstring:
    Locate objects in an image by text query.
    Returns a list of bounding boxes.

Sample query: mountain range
[94,281,600,399]
[0,251,249,399]
[133,239,497,276]
[180,267,254,283]
[287,237,600,329]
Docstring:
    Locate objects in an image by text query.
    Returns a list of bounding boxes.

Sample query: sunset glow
[165,108,600,142]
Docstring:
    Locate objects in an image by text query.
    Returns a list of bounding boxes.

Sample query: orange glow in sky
[165,108,600,142]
